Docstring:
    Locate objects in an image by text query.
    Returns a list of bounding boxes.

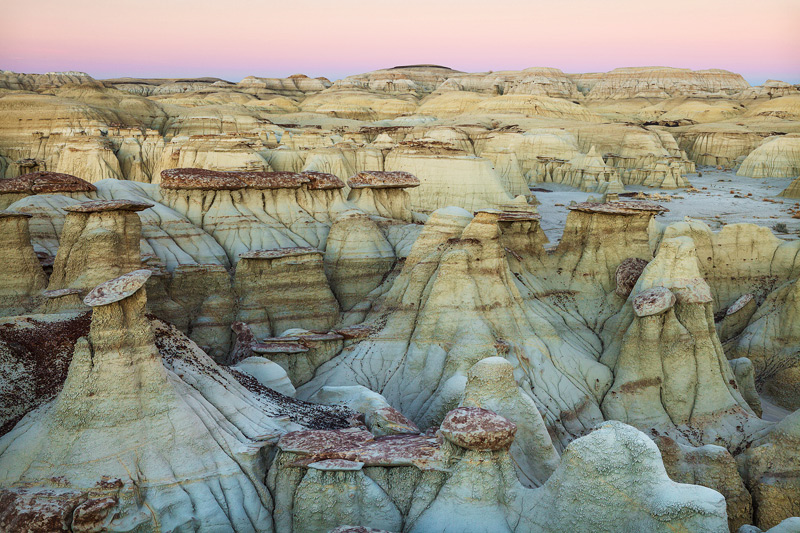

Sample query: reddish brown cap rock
[439,407,516,451]
[43,288,82,299]
[632,286,676,317]
[83,269,153,307]
[726,293,754,316]
[347,171,420,189]
[277,427,374,454]
[0,172,96,194]
[569,200,668,215]
[301,171,346,190]
[237,171,310,189]
[160,168,245,190]
[290,433,444,470]
[251,341,309,354]
[615,258,650,297]
[160,168,337,190]
[65,199,153,213]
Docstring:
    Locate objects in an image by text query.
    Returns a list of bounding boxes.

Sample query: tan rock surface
[0,212,47,316]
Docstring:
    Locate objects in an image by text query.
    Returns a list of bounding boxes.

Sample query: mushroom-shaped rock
[615,257,650,297]
[83,269,152,307]
[64,199,152,213]
[347,171,420,189]
[439,407,516,451]
[632,287,676,317]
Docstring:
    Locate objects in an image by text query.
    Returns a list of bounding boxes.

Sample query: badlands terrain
[0,65,799,532]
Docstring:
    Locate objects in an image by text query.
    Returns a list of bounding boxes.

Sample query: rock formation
[779,176,800,198]
[1,64,800,532]
[0,211,47,316]
[738,134,800,178]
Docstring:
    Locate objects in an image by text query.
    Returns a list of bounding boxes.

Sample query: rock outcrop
[235,248,340,336]
[737,134,800,178]
[0,271,358,531]
[0,211,47,316]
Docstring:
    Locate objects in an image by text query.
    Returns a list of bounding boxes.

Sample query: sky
[2,0,799,85]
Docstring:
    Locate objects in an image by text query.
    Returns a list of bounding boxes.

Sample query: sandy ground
[533,168,799,245]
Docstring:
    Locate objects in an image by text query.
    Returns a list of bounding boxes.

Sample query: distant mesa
[390,64,457,70]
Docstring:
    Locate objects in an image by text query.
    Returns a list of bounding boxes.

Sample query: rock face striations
[0,64,800,533]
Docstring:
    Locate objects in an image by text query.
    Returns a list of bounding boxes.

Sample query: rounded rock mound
[439,406,516,451]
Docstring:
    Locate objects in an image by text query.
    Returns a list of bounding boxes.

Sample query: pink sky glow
[2,0,798,84]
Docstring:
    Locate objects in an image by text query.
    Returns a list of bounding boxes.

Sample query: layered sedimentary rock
[737,134,800,178]
[727,278,800,410]
[234,248,340,336]
[268,414,727,533]
[0,212,47,316]
[435,67,581,98]
[739,409,800,530]
[655,436,753,531]
[383,142,529,212]
[545,146,625,193]
[2,65,800,533]
[43,199,151,311]
[779,176,800,198]
[157,168,351,262]
[324,211,396,311]
[601,236,768,450]
[0,271,357,532]
[575,67,750,99]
